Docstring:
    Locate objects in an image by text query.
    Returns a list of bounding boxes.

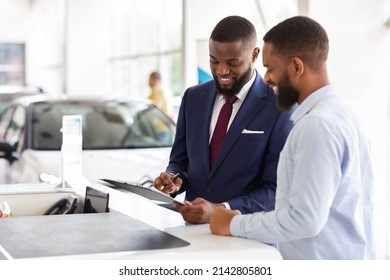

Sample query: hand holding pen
[152,171,182,194]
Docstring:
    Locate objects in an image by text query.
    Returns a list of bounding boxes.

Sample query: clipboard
[100,178,185,205]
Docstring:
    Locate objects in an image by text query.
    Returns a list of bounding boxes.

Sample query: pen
[159,172,180,191]
[171,172,180,180]
[169,172,180,195]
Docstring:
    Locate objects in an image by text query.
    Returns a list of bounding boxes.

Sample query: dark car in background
[0,95,175,185]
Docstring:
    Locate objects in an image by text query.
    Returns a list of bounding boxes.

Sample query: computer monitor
[83,186,109,213]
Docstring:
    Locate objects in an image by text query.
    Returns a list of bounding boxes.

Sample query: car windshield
[31,100,175,150]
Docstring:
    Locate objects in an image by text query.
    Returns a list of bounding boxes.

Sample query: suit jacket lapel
[210,74,268,176]
[200,88,218,174]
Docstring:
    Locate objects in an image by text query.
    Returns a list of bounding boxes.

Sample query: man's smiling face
[209,39,257,97]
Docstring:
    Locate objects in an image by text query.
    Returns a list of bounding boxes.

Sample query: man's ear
[291,57,304,77]
[252,47,260,63]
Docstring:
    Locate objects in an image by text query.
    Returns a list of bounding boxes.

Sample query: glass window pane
[0,44,25,85]
[110,0,183,99]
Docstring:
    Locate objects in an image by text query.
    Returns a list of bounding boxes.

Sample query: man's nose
[216,63,230,75]
[263,71,271,84]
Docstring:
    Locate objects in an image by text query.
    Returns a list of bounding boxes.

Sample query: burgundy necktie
[210,95,238,167]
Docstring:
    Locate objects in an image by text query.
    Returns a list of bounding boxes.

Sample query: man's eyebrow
[226,58,239,62]
[209,55,239,62]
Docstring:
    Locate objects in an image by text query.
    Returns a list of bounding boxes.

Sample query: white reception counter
[0,180,282,260]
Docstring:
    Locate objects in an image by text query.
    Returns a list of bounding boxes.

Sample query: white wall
[0,0,29,42]
[25,0,64,94]
[25,0,114,96]
[66,0,112,96]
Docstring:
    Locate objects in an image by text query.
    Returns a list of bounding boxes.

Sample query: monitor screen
[83,186,109,213]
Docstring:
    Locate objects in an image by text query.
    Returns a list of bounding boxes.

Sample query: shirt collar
[291,85,336,124]
[217,70,257,102]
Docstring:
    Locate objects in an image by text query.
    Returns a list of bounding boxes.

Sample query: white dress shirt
[209,70,256,143]
[230,85,376,259]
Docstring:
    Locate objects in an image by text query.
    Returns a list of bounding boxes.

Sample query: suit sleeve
[165,90,189,190]
[227,110,293,214]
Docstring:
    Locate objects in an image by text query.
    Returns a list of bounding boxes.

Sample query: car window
[32,100,175,150]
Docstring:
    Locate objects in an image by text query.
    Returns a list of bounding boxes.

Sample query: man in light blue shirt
[209,16,375,260]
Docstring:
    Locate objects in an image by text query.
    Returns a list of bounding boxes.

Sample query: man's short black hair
[263,16,329,71]
[210,15,257,43]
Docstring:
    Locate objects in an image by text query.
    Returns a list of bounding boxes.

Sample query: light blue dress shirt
[230,85,376,259]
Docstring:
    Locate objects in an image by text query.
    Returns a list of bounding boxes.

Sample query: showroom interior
[0,0,389,261]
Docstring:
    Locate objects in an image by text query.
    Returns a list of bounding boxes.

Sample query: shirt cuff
[222,202,231,210]
[230,214,246,237]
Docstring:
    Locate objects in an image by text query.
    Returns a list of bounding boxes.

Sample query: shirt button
[206,186,213,192]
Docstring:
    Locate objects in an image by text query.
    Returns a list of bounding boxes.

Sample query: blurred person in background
[147,71,173,143]
[148,71,169,115]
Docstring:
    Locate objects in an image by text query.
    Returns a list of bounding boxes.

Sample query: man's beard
[213,66,252,97]
[276,73,299,112]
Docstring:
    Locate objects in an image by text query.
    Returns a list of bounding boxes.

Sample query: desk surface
[0,180,282,260]
[0,212,189,259]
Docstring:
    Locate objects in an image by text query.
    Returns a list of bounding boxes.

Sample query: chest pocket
[239,131,266,140]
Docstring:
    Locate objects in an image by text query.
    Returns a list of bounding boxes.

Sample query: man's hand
[209,207,241,236]
[173,197,224,224]
[152,172,182,194]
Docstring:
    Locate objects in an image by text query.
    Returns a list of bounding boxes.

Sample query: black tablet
[83,186,110,213]
[100,178,185,205]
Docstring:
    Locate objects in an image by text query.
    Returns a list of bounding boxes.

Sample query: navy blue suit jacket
[167,72,293,214]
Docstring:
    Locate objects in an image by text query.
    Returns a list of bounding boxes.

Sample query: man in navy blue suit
[152,15,293,224]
